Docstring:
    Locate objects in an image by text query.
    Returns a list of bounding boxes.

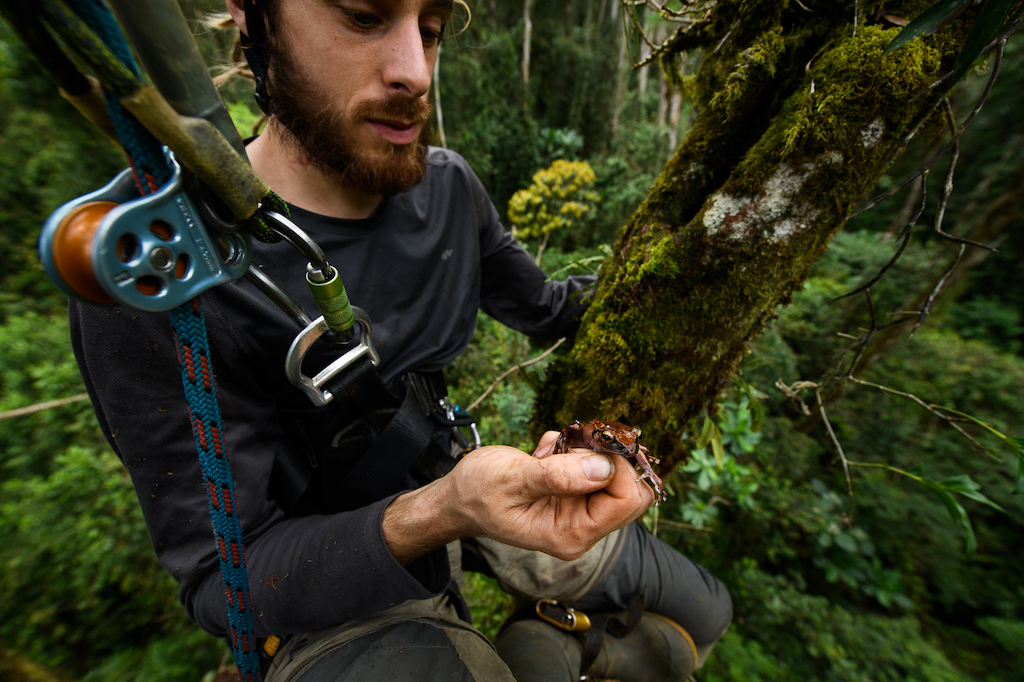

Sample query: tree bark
[433,43,447,148]
[521,0,533,89]
[668,90,683,151]
[533,1,975,473]
[610,13,630,139]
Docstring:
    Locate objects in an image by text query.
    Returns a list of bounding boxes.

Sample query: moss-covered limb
[533,22,961,472]
[610,25,832,269]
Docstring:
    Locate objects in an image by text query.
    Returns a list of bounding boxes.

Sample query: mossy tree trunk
[532,0,976,472]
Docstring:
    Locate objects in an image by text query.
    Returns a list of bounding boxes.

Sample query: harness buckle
[284,307,379,407]
[536,599,592,633]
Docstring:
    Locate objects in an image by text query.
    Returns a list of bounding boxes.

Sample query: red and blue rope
[69,2,261,679]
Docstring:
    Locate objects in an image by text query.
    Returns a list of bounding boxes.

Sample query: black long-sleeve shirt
[70,148,594,638]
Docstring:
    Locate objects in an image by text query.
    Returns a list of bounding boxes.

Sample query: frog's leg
[632,446,667,502]
[639,444,660,465]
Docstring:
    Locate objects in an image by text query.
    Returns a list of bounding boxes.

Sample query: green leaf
[921,479,978,559]
[696,415,715,449]
[1012,439,1024,494]
[882,0,971,55]
[835,533,858,554]
[961,510,977,559]
[1009,3,1024,26]
[750,394,764,433]
[952,0,1014,82]
[938,475,1007,513]
[711,429,725,470]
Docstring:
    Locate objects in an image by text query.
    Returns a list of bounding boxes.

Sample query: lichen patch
[860,118,885,147]
[703,159,827,244]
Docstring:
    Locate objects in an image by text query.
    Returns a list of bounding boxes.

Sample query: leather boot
[588,612,697,682]
[495,618,582,682]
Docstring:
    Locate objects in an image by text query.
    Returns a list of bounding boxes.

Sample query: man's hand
[382,431,655,565]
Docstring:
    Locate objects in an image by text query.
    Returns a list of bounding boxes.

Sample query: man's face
[265,0,452,195]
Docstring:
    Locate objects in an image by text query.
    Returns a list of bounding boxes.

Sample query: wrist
[382,474,471,565]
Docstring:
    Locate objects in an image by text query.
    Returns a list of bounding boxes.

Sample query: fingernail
[582,455,612,481]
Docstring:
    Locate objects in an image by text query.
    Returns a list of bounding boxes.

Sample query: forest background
[0,0,1022,680]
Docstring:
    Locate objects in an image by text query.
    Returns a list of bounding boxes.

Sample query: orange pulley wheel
[49,201,118,305]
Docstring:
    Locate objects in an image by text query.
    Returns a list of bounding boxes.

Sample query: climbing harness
[2,2,478,680]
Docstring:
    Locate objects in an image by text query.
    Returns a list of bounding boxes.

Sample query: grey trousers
[265,523,732,681]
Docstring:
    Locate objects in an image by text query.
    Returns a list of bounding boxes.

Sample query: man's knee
[277,621,476,681]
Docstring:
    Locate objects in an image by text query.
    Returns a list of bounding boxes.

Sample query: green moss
[708,27,786,116]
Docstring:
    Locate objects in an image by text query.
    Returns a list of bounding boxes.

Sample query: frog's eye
[599,430,615,442]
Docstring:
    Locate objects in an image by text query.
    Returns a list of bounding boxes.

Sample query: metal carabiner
[535,599,592,633]
[284,307,380,407]
[438,396,482,450]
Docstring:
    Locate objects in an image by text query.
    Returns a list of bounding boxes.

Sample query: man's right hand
[382,432,654,565]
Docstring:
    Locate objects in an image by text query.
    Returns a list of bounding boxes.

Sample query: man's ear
[224,0,248,37]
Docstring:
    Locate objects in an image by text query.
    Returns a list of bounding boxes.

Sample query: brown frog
[553,419,666,503]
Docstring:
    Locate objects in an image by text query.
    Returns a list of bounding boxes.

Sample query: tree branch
[467,338,565,413]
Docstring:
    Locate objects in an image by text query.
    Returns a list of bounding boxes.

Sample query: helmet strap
[240,0,271,115]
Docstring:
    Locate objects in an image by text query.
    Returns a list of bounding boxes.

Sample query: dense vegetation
[1,1,1021,680]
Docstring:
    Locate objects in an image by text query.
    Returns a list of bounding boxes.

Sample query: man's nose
[381,20,433,98]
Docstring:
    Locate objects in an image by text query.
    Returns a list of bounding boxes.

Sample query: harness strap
[577,594,645,676]
[240,0,271,115]
[323,354,402,433]
[339,383,436,508]
[273,367,466,515]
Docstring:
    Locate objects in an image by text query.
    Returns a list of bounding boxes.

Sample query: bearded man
[69,0,732,680]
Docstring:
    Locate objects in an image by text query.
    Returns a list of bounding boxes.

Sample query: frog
[553,419,666,503]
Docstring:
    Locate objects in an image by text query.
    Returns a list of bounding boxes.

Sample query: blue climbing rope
[67,2,261,679]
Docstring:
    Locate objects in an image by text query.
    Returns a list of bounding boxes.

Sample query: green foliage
[0,22,123,316]
[537,127,585,166]
[704,561,967,682]
[461,572,516,643]
[673,396,763,528]
[0,312,107,480]
[227,100,261,139]
[80,624,225,682]
[946,295,1023,353]
[809,479,915,610]
[0,446,219,676]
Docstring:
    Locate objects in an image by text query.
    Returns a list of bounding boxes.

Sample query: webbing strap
[64,2,262,679]
[338,385,435,509]
[578,594,645,676]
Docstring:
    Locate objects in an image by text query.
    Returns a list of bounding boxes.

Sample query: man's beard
[265,39,433,196]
